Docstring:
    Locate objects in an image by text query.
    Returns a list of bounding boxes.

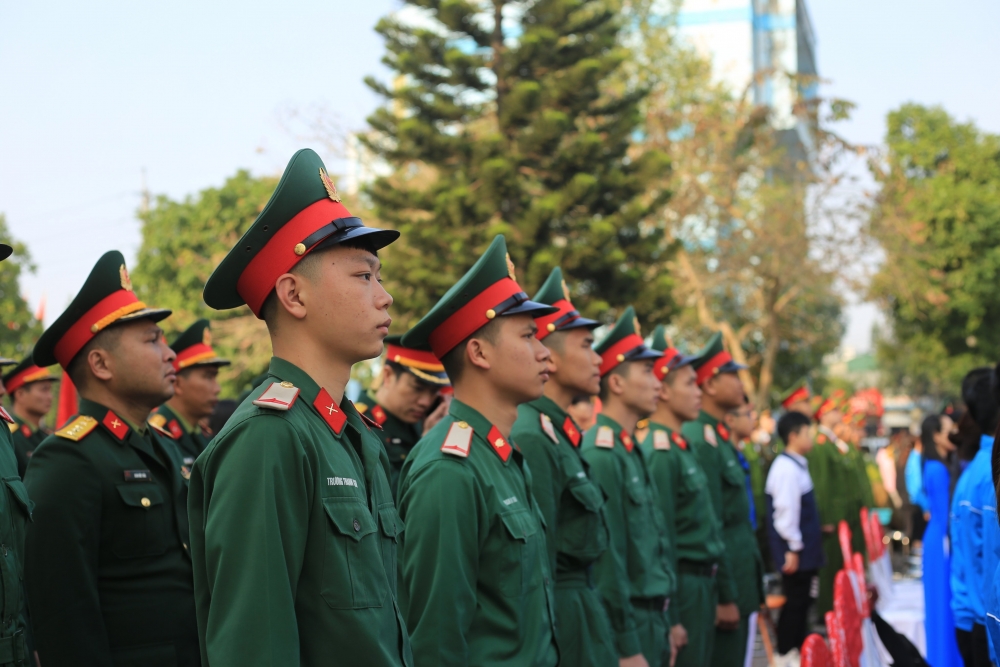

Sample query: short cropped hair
[777,410,811,446]
[440,318,503,385]
[66,325,126,389]
[598,363,630,402]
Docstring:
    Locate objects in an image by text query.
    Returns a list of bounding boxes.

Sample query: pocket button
[353,519,361,532]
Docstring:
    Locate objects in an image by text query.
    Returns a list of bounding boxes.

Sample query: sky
[1,0,998,352]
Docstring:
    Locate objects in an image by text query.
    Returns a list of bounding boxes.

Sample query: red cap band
[535,299,574,341]
[5,366,54,394]
[385,344,444,372]
[695,350,733,385]
[782,386,810,409]
[815,399,836,420]
[652,348,680,380]
[428,277,524,359]
[599,334,646,377]
[53,290,144,369]
[174,343,218,371]
[237,198,354,317]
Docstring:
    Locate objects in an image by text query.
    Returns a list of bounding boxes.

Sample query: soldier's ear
[86,346,115,383]
[464,337,493,373]
[273,272,308,322]
[606,371,627,397]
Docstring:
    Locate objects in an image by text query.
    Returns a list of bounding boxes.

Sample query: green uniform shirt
[24,398,198,665]
[7,415,47,480]
[682,412,764,615]
[397,399,558,667]
[355,391,422,499]
[152,403,210,468]
[0,411,31,665]
[189,358,412,667]
[581,413,675,657]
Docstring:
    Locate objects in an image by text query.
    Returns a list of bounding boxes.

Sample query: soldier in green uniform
[582,307,674,667]
[2,356,57,477]
[188,149,411,666]
[510,267,616,667]
[681,332,764,667]
[150,319,230,467]
[395,235,558,667]
[641,326,731,667]
[24,250,199,665]
[355,335,450,497]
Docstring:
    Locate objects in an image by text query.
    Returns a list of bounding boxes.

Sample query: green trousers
[633,603,669,667]
[710,614,749,667]
[555,582,617,667]
[673,572,718,667]
[818,532,843,616]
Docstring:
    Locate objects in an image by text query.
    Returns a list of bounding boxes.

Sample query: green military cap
[203,148,400,317]
[0,357,16,368]
[690,331,747,386]
[532,267,599,341]
[34,251,171,370]
[170,319,231,371]
[779,377,812,409]
[595,306,661,377]
[383,334,450,386]
[400,235,557,358]
[648,324,700,380]
[2,353,57,394]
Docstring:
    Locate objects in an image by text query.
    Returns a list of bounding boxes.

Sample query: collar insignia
[312,388,346,435]
[487,425,513,462]
[563,417,581,447]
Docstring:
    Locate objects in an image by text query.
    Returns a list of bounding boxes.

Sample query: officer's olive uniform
[582,413,675,665]
[683,411,764,667]
[643,422,731,666]
[0,411,31,665]
[151,404,210,468]
[24,399,199,665]
[397,399,558,667]
[512,396,616,667]
[355,391,422,499]
[7,416,46,480]
[189,358,411,667]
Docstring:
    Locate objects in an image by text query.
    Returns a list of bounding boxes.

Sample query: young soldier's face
[381,368,440,424]
[490,314,551,404]
[663,365,701,422]
[548,328,601,397]
[175,366,222,421]
[620,360,660,418]
[106,320,177,406]
[706,372,744,410]
[15,381,55,418]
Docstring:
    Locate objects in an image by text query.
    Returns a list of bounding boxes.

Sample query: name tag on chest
[327,477,359,488]
[123,470,152,482]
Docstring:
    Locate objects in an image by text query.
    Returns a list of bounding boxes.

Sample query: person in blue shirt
[951,367,999,667]
[906,438,930,544]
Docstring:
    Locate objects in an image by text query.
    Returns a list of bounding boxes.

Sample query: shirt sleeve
[765,459,803,551]
[515,430,561,576]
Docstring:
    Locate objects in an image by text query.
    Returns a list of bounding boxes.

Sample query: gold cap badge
[505,253,516,281]
[202,327,212,346]
[319,168,341,203]
[562,279,571,302]
[120,264,133,292]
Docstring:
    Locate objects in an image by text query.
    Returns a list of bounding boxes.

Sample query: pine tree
[362,0,673,329]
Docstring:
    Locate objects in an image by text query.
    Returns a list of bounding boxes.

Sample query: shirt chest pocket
[113,484,169,559]
[560,481,608,559]
[498,508,541,598]
[720,457,745,488]
[322,498,388,610]
[678,463,708,500]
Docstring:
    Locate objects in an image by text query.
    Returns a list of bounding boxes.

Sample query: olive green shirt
[355,391,422,499]
[397,399,558,667]
[7,415,47,480]
[152,404,210,468]
[581,413,675,657]
[188,358,412,667]
[24,398,198,666]
[0,411,31,665]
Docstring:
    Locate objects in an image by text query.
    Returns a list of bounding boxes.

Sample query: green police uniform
[24,250,199,666]
[582,308,675,666]
[640,328,727,667]
[511,266,616,667]
[191,148,410,666]
[682,334,764,667]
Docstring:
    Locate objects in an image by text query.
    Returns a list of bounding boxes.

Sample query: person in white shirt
[765,411,826,665]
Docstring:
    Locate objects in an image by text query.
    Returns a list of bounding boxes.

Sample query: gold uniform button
[485,309,496,319]
[293,243,306,256]
[616,354,625,362]
[547,323,556,332]
[457,421,470,429]
[140,497,151,508]
[280,381,294,388]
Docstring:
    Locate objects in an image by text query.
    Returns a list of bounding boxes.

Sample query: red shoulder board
[102,411,130,441]
[620,431,634,453]
[0,407,14,424]
[359,410,382,430]
[313,388,346,436]
[672,432,688,450]
[371,404,388,427]
[487,426,512,462]
[562,417,581,447]
[717,424,730,441]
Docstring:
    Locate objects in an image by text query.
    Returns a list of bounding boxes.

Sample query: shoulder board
[148,413,167,429]
[55,416,99,442]
[704,424,718,447]
[0,407,13,425]
[441,420,474,458]
[653,430,670,450]
[540,414,558,443]
[253,382,300,411]
[359,411,382,430]
[7,422,17,434]
[148,420,175,439]
[356,403,368,414]
[595,425,615,449]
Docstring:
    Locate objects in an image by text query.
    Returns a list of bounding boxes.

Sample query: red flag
[56,371,78,429]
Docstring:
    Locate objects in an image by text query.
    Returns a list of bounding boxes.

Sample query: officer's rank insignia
[672,432,687,450]
[6,422,16,434]
[487,426,512,462]
[254,382,301,411]
[621,431,634,452]
[103,411,130,441]
[180,466,191,480]
[319,168,342,202]
[312,388,346,435]
[148,420,173,440]
[653,430,670,450]
[563,417,580,447]
[203,327,212,345]
[540,414,558,443]
[356,403,368,414]
[0,406,13,425]
[717,424,730,441]
[120,264,133,291]
[55,415,98,442]
[149,413,167,429]
[505,253,516,281]
[441,420,473,458]
[595,425,614,449]
[704,424,717,447]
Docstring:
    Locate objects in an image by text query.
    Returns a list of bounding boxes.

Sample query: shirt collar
[267,356,365,437]
[529,395,569,424]
[449,399,514,464]
[981,434,995,452]
[785,450,808,466]
[78,398,146,434]
[699,410,720,427]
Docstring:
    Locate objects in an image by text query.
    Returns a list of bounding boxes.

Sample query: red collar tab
[486,425,513,462]
[717,423,730,441]
[563,416,581,447]
[54,290,146,369]
[621,430,634,453]
[0,407,13,425]
[695,350,733,386]
[371,404,388,426]
[102,411,130,441]
[385,344,445,372]
[599,334,646,376]
[781,386,810,409]
[5,365,55,394]
[313,388,347,435]
[20,424,32,438]
[652,348,680,380]
[672,432,687,450]
[174,343,219,370]
[168,420,184,440]
[535,299,577,340]
[428,277,525,359]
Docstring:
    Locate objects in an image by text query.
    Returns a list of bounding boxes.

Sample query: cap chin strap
[300,217,364,249]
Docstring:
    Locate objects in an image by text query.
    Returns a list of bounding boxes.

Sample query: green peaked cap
[34,250,171,369]
[383,334,449,386]
[203,148,400,316]
[778,377,812,407]
[690,331,747,384]
[170,319,231,369]
[532,267,598,338]
[2,353,57,392]
[595,306,661,376]
[649,324,700,373]
[400,235,557,358]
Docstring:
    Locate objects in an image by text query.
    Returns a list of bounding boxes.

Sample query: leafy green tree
[132,171,278,395]
[868,104,1000,395]
[361,0,674,330]
[0,215,43,360]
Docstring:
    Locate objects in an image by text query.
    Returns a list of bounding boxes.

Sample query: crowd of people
[0,147,988,667]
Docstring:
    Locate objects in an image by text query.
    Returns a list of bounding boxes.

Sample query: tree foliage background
[0,215,43,360]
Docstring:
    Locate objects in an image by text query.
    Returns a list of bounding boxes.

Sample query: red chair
[834,569,862,667]
[801,633,833,667]
[870,511,885,559]
[860,507,873,556]
[825,611,848,667]
[851,552,869,617]
[838,520,853,565]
